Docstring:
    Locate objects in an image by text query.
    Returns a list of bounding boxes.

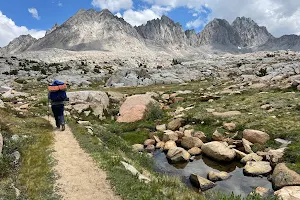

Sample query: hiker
[48,80,69,131]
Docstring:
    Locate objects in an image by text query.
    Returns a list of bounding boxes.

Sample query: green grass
[0,108,59,200]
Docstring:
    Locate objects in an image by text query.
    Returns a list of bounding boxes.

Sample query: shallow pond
[153,151,274,197]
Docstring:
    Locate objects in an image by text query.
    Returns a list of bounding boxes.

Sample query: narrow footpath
[49,118,120,200]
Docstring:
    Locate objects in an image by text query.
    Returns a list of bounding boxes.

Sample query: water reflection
[153,151,273,197]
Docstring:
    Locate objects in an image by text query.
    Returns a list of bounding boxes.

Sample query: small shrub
[144,102,164,121]
[171,59,182,66]
[257,68,267,77]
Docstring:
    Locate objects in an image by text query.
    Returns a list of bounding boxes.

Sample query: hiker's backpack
[48,80,67,102]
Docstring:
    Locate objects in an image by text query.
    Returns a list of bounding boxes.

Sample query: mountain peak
[232,16,273,47]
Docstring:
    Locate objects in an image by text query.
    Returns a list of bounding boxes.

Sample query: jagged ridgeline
[1,9,300,55]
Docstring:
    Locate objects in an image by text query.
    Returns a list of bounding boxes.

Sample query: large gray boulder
[68,91,109,119]
[272,163,300,190]
[201,141,236,162]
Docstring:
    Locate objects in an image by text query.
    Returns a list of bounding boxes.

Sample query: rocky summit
[2,8,300,57]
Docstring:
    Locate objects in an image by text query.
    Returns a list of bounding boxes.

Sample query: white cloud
[123,9,160,26]
[186,18,205,29]
[115,12,122,18]
[28,8,40,20]
[58,2,63,7]
[121,5,170,26]
[91,0,133,13]
[0,11,45,47]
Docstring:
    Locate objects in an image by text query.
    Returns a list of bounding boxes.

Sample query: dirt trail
[48,118,120,200]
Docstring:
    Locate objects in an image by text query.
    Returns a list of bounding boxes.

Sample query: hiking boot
[61,124,65,131]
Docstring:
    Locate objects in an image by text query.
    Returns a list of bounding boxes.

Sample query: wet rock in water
[193,131,207,142]
[167,118,184,131]
[0,133,3,154]
[244,161,272,176]
[117,94,157,123]
[243,129,270,144]
[162,130,178,142]
[223,122,236,131]
[188,147,202,156]
[144,139,155,146]
[212,111,242,118]
[274,186,300,200]
[181,137,204,149]
[145,145,155,152]
[201,141,236,162]
[272,163,300,190]
[156,124,166,132]
[189,174,216,191]
[250,187,271,198]
[207,171,231,182]
[132,144,144,152]
[156,141,165,149]
[241,153,263,164]
[164,141,177,151]
[242,138,253,154]
[167,147,191,163]
[233,149,247,159]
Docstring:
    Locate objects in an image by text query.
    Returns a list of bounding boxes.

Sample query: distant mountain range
[1,9,299,55]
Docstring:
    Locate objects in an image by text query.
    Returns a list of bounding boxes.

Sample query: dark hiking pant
[51,104,65,128]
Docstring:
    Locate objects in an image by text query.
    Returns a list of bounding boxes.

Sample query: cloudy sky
[1,0,300,47]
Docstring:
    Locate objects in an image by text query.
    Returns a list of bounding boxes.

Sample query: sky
[1,0,300,47]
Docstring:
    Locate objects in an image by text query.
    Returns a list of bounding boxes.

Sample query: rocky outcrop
[201,141,236,162]
[272,163,300,190]
[117,94,156,123]
[29,9,145,51]
[259,35,300,51]
[136,15,187,46]
[67,91,109,119]
[198,19,242,47]
[185,30,198,46]
[232,17,273,47]
[1,35,37,54]
[45,23,59,36]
